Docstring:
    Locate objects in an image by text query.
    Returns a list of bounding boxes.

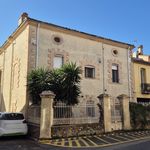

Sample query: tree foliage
[27,68,50,104]
[130,102,150,129]
[61,63,81,105]
[27,63,82,105]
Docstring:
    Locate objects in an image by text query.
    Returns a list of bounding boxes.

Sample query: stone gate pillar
[40,91,55,139]
[98,94,112,132]
[118,94,131,130]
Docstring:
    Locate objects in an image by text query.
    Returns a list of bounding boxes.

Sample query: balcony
[141,83,150,94]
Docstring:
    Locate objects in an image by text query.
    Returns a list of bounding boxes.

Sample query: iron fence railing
[53,102,99,125]
[141,83,150,94]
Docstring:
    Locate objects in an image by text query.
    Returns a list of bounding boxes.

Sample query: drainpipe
[127,46,132,101]
[102,43,105,94]
[36,23,40,68]
[9,40,16,112]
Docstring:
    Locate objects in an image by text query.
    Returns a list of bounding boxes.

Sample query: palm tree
[61,63,82,105]
[27,62,82,105]
[27,68,50,104]
[47,69,64,101]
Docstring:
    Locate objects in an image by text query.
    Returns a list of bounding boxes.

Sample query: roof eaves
[132,58,150,65]
[28,17,134,49]
[0,20,28,50]
[0,16,135,52]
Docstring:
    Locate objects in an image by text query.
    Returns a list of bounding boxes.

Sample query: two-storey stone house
[0,13,134,116]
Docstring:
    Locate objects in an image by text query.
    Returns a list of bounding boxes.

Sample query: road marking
[133,133,146,137]
[75,140,81,147]
[55,139,62,146]
[61,139,65,146]
[68,140,72,147]
[126,133,142,138]
[94,135,110,144]
[125,133,139,138]
[86,138,98,146]
[136,132,145,135]
[115,134,130,140]
[80,138,90,146]
[44,131,150,148]
[41,134,150,148]
[73,137,77,140]
[105,135,121,142]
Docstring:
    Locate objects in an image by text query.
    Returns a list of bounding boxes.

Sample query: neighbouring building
[0,13,134,133]
[132,45,150,104]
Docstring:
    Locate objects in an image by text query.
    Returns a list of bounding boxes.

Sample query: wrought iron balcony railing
[141,83,150,94]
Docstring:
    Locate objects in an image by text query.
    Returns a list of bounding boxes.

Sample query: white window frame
[53,55,64,69]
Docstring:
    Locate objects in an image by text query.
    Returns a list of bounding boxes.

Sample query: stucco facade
[0,13,134,115]
[132,46,150,104]
[0,24,29,113]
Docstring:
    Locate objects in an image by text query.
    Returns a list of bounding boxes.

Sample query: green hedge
[130,102,150,129]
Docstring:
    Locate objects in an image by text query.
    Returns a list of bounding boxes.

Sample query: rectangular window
[86,106,95,117]
[53,56,63,69]
[85,67,95,78]
[112,64,119,83]
[140,68,146,84]
[86,101,95,117]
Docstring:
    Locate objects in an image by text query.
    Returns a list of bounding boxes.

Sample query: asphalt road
[100,138,150,150]
[0,136,150,150]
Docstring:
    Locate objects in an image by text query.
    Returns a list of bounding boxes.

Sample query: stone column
[118,94,131,130]
[98,94,112,132]
[40,91,55,139]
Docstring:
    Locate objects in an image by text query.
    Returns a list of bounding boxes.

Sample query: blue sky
[0,0,150,54]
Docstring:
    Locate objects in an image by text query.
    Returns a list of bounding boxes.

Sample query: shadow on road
[0,135,28,141]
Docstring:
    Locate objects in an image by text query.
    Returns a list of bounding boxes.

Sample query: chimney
[137,45,143,55]
[18,12,28,26]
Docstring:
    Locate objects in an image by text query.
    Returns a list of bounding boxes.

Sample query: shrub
[130,102,149,129]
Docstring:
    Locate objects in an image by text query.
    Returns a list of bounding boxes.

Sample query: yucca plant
[27,63,82,105]
[27,68,50,104]
[61,62,82,105]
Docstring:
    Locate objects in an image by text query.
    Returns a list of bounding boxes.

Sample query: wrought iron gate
[111,98,123,130]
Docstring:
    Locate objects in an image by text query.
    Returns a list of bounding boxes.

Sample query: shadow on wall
[0,91,29,116]
[20,91,32,119]
[0,93,6,112]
